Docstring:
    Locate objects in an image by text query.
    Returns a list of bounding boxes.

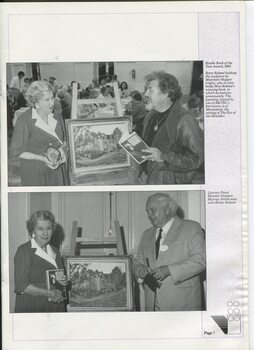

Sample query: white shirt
[10,76,25,91]
[156,217,175,250]
[31,238,58,268]
[32,108,62,143]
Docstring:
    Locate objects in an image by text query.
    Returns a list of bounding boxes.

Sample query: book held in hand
[119,132,152,164]
[46,269,67,301]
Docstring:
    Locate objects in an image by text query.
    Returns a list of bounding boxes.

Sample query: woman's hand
[58,147,66,164]
[48,289,64,303]
[42,156,59,169]
[56,275,68,286]
[142,147,164,162]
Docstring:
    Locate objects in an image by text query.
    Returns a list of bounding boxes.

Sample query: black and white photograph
[7,61,205,186]
[1,2,249,350]
[8,190,206,313]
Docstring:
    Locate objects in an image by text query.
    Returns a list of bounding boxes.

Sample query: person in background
[100,75,111,87]
[70,81,81,98]
[141,71,204,184]
[128,91,147,137]
[56,88,72,120]
[89,78,100,90]
[10,71,25,91]
[187,96,204,130]
[133,193,206,311]
[7,88,15,130]
[89,89,101,99]
[119,81,130,98]
[111,74,120,87]
[15,90,28,110]
[48,76,58,94]
[14,210,68,313]
[23,78,31,90]
[9,80,68,186]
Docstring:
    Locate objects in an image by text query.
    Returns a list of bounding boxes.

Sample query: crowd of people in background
[7,70,204,138]
[7,69,204,185]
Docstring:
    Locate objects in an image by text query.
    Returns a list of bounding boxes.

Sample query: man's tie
[155,228,163,259]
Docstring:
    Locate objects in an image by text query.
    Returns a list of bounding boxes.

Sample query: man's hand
[151,265,171,281]
[137,266,151,279]
[142,148,163,162]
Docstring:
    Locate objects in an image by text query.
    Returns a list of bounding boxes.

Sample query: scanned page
[1,2,248,350]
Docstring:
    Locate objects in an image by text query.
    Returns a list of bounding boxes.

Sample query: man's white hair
[147,193,178,216]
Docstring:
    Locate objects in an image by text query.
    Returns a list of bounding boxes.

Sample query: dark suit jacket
[133,216,206,311]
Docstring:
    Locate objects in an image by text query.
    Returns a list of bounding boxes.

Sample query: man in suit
[133,193,206,311]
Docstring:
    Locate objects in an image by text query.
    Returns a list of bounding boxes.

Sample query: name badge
[160,245,168,252]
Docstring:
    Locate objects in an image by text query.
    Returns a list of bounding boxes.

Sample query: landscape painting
[66,256,133,311]
[67,118,131,176]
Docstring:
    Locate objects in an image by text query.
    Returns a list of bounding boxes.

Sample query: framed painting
[66,118,131,178]
[66,256,133,311]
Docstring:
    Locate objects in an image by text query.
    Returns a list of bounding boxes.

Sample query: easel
[69,220,127,256]
[67,81,136,185]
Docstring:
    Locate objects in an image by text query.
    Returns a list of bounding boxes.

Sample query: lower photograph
[8,190,206,313]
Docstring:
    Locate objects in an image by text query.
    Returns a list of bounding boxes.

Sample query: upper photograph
[7,61,204,186]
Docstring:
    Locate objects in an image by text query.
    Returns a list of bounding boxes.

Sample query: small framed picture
[66,118,131,178]
[66,256,133,311]
[46,269,67,301]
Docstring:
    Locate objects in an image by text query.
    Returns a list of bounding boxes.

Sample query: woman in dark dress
[9,81,68,186]
[14,211,67,313]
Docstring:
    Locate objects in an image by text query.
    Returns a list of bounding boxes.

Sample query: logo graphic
[211,315,228,334]
[210,300,241,335]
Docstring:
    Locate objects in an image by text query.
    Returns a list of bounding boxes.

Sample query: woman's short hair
[145,71,182,102]
[25,81,53,108]
[26,210,56,235]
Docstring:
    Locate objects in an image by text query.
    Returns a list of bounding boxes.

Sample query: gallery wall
[7,61,194,95]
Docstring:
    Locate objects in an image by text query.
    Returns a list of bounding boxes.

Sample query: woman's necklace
[153,104,173,131]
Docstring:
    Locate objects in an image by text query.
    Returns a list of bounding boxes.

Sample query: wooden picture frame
[66,256,133,311]
[66,118,131,179]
